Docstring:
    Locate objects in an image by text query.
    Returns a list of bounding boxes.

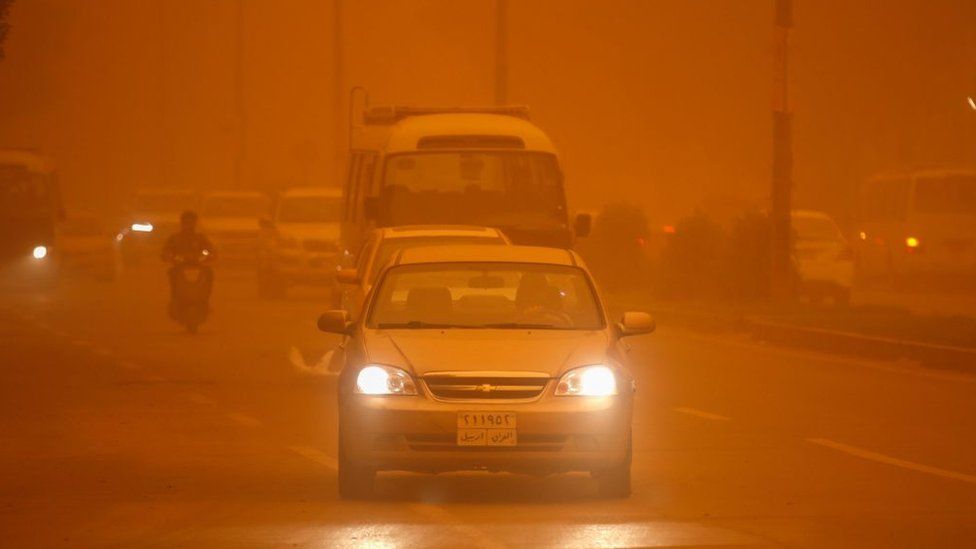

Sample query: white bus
[342,105,590,253]
[855,169,976,279]
[0,149,63,282]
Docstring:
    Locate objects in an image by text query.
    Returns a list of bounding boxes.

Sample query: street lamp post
[771,0,794,299]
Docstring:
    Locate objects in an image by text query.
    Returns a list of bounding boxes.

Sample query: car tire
[337,428,375,500]
[594,432,631,498]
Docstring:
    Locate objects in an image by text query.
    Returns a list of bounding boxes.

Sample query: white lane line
[672,407,731,421]
[288,445,338,471]
[226,412,263,427]
[183,392,216,405]
[666,330,976,384]
[118,361,143,371]
[807,438,976,485]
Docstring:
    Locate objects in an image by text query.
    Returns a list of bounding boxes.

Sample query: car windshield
[132,191,196,212]
[366,235,506,284]
[203,195,269,217]
[0,166,52,215]
[792,215,842,241]
[379,152,565,227]
[913,175,976,215]
[277,196,342,223]
[368,262,604,330]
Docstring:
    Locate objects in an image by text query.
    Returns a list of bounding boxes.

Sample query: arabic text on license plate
[457,412,517,446]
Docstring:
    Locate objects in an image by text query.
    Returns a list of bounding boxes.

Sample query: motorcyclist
[161,210,216,311]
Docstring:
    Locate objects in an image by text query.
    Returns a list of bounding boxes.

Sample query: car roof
[394,244,578,267]
[377,225,506,240]
[358,113,557,155]
[280,186,343,198]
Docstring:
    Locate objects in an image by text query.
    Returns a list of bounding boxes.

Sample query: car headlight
[555,365,618,396]
[32,245,48,260]
[130,222,154,233]
[355,364,417,395]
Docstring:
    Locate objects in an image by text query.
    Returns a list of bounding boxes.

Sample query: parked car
[257,187,343,300]
[118,188,198,265]
[317,244,655,499]
[792,210,854,305]
[200,191,270,265]
[338,224,510,318]
[58,212,119,281]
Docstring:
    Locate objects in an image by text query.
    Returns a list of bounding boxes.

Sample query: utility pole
[334,0,344,183]
[494,0,508,105]
[770,0,793,299]
[233,0,247,189]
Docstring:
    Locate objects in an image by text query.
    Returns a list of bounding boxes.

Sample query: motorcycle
[168,249,213,333]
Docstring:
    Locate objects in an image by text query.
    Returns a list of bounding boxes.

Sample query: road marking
[807,438,976,485]
[183,392,216,405]
[51,329,70,339]
[672,407,731,421]
[226,412,263,427]
[667,330,976,384]
[288,445,338,471]
[118,361,143,371]
[93,347,113,358]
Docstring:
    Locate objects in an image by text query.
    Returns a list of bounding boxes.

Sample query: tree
[0,0,13,60]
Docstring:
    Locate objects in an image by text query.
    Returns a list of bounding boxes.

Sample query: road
[1,267,975,548]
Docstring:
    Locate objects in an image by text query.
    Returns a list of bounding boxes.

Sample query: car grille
[303,239,338,253]
[423,373,549,400]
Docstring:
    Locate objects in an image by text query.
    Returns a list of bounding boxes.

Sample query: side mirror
[317,310,351,334]
[336,268,360,285]
[617,311,655,337]
[574,213,592,238]
[363,196,380,220]
[259,217,274,230]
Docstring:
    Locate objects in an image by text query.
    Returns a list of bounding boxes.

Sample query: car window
[366,235,506,284]
[367,262,604,330]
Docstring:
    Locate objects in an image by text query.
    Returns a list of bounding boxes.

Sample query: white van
[856,169,976,279]
[342,106,590,253]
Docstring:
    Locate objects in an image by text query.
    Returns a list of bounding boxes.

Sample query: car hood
[276,222,340,242]
[363,329,611,377]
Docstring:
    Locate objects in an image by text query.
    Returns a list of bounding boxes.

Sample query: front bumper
[340,391,632,474]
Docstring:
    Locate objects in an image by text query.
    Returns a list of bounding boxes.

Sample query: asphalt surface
[1,267,975,548]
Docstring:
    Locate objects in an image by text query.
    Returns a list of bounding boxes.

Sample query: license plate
[182,268,201,282]
[457,412,517,446]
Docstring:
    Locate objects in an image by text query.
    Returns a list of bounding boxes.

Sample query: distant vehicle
[257,186,343,300]
[200,191,270,265]
[318,244,655,499]
[165,248,213,334]
[118,188,198,264]
[856,170,976,280]
[58,212,119,281]
[342,105,590,253]
[0,149,63,284]
[337,224,511,318]
[792,210,854,305]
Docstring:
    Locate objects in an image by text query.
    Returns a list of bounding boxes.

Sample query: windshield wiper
[377,321,470,329]
[478,322,563,330]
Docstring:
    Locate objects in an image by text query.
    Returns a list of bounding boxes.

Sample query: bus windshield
[379,152,565,227]
[0,165,54,216]
[914,175,976,216]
